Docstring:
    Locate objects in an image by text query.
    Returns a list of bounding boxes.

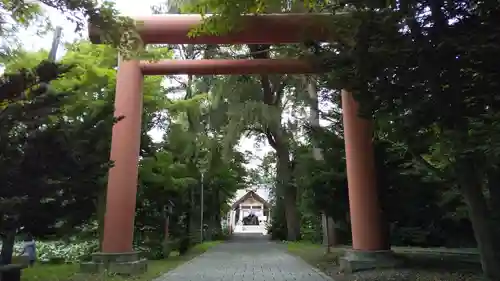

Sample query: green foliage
[182,0,312,36]
[0,47,122,265]
[0,0,137,57]
[0,39,172,264]
[12,240,98,264]
[129,41,249,252]
[297,1,500,277]
[20,241,222,281]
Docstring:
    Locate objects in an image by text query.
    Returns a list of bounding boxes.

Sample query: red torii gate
[83,14,394,274]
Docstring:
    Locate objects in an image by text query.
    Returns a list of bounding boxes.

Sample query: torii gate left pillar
[82,14,397,275]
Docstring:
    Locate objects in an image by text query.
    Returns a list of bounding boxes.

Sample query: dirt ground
[287,243,484,281]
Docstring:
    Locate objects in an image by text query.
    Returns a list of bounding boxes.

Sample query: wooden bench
[0,264,26,281]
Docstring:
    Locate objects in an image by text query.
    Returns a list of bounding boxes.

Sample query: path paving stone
[154,233,333,281]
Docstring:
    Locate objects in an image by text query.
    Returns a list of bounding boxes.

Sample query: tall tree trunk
[374,143,393,250]
[163,213,171,258]
[96,186,106,251]
[180,211,190,255]
[180,189,192,255]
[247,43,300,241]
[303,75,337,249]
[276,146,300,241]
[486,169,500,241]
[164,215,170,243]
[183,62,201,245]
[189,183,201,244]
[213,187,222,237]
[458,168,500,280]
[203,190,214,241]
[270,193,288,240]
[0,231,16,265]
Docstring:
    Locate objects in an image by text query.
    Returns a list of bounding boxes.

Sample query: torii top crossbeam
[89,13,336,45]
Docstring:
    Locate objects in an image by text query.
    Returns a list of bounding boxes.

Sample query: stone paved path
[154,233,333,281]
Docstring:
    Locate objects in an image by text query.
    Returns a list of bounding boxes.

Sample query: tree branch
[244,125,277,150]
[265,128,278,150]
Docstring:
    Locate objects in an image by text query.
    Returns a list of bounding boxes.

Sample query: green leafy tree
[1,0,138,57]
[153,0,304,241]
[0,40,170,257]
[0,60,119,264]
[308,2,500,279]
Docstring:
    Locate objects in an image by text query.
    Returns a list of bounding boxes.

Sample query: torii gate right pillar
[339,90,398,272]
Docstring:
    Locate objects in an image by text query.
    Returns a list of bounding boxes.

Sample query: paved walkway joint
[154,233,332,281]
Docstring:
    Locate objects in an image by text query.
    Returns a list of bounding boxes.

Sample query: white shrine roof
[230,185,271,206]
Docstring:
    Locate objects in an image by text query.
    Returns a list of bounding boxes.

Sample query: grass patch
[285,241,343,270]
[286,242,483,281]
[22,241,222,281]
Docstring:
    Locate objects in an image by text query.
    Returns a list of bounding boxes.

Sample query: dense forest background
[1,0,499,279]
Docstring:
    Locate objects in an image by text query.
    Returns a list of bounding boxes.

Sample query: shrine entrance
[82,13,395,275]
[228,189,270,234]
